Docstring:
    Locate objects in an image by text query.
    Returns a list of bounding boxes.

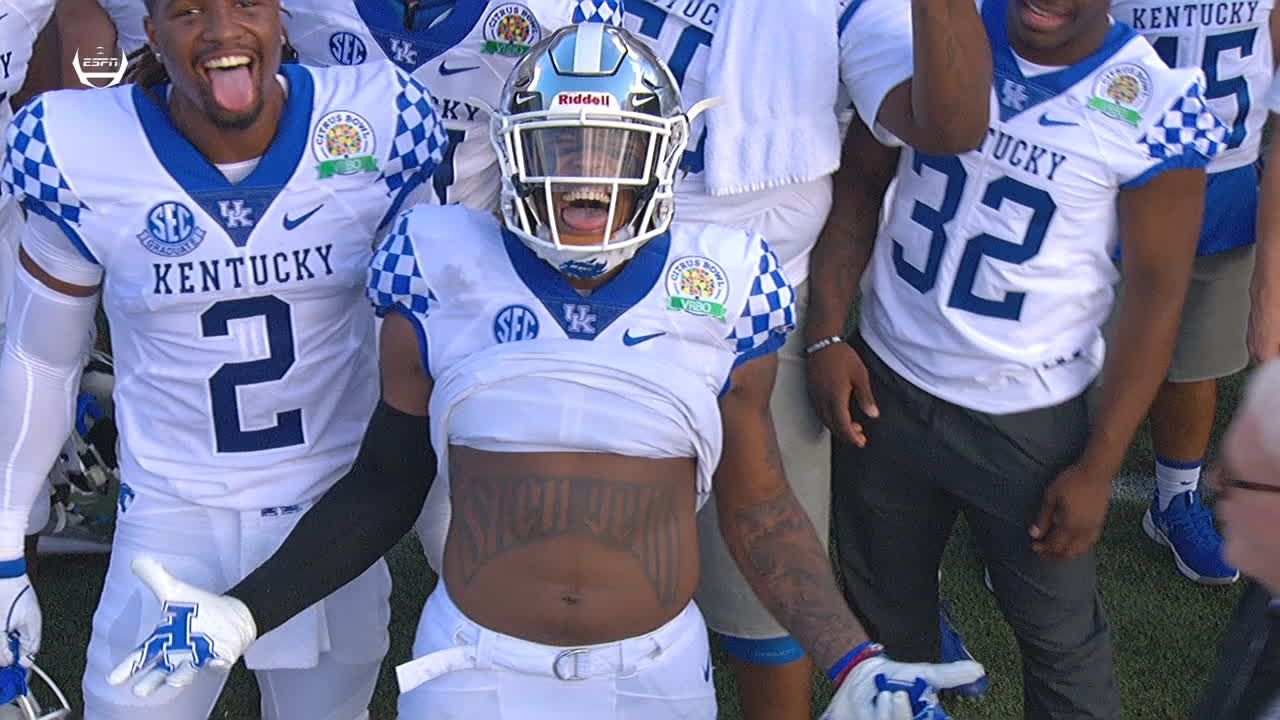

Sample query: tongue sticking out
[209,66,255,114]
[561,206,610,235]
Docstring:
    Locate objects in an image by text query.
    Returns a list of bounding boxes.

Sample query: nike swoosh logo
[1038,113,1078,127]
[439,61,479,76]
[282,204,323,230]
[622,330,665,347]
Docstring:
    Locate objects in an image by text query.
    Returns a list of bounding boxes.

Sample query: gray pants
[832,336,1120,720]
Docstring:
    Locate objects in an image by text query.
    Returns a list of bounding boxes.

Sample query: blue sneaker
[1143,489,1239,585]
[939,598,989,699]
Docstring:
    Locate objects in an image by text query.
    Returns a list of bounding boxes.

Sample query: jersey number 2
[894,151,1057,321]
[201,296,304,453]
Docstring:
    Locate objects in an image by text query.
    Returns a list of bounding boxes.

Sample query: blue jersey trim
[1119,148,1211,190]
[354,0,489,73]
[719,331,786,397]
[0,558,26,578]
[984,0,1136,121]
[837,0,869,35]
[131,63,315,248]
[1196,163,1258,255]
[378,166,428,233]
[501,229,671,341]
[19,196,97,264]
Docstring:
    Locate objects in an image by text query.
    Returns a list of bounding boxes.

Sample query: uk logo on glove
[107,557,258,698]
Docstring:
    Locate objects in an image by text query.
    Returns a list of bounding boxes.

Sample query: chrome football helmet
[491,21,708,278]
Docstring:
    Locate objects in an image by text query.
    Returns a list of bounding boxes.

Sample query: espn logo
[552,92,616,108]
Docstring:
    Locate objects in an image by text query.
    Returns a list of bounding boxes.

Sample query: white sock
[1155,457,1202,510]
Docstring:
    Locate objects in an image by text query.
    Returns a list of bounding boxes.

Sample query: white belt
[396,630,666,693]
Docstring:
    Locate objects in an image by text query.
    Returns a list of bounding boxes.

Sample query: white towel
[702,0,842,197]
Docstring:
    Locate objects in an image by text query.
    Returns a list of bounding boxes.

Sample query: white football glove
[0,574,40,668]
[106,556,257,697]
[821,654,986,720]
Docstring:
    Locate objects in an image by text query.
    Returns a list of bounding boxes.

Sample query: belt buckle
[552,648,591,681]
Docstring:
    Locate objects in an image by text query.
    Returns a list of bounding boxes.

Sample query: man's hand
[107,556,257,697]
[0,574,40,668]
[822,654,986,719]
[806,343,880,447]
[1030,464,1114,561]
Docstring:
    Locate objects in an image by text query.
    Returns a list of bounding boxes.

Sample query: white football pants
[81,484,391,720]
[397,582,717,719]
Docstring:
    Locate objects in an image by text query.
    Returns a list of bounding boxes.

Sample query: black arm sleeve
[227,400,435,635]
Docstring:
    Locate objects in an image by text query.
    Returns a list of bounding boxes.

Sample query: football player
[0,0,447,717]
[605,2,994,716]
[1108,0,1278,586]
[807,0,1225,717]
[0,0,52,562]
[106,20,986,720]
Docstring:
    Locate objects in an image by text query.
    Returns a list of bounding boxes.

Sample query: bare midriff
[442,444,700,646]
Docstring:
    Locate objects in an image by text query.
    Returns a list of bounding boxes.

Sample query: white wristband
[804,335,846,358]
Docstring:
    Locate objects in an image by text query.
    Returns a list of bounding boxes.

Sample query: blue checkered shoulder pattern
[378,70,449,229]
[573,0,624,25]
[727,238,795,365]
[1141,83,1227,165]
[2,98,91,257]
[368,213,436,355]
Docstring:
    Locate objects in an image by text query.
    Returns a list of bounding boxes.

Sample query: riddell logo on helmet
[552,92,616,108]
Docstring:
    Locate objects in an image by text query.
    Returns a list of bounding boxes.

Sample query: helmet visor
[516,124,652,183]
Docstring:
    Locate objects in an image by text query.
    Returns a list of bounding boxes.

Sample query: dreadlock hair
[126,45,168,91]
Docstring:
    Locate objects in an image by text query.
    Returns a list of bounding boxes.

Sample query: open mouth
[200,53,256,114]
[558,188,613,235]
[1020,0,1070,33]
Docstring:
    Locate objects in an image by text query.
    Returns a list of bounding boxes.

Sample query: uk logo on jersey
[494,304,540,342]
[389,38,419,66]
[1000,79,1029,112]
[137,201,206,257]
[217,200,255,229]
[329,31,368,66]
[563,304,597,335]
[134,603,217,673]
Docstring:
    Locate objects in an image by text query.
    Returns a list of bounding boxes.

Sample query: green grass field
[31,370,1251,719]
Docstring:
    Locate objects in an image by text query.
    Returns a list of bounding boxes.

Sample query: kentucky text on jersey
[978,128,1069,182]
[152,244,335,295]
[430,92,484,123]
[640,0,718,27]
[1128,2,1262,28]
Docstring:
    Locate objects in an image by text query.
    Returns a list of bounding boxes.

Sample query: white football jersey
[861,8,1227,414]
[285,0,577,212]
[1,62,448,509]
[836,0,914,145]
[618,0,909,284]
[1110,0,1274,173]
[367,204,796,506]
[0,0,56,336]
